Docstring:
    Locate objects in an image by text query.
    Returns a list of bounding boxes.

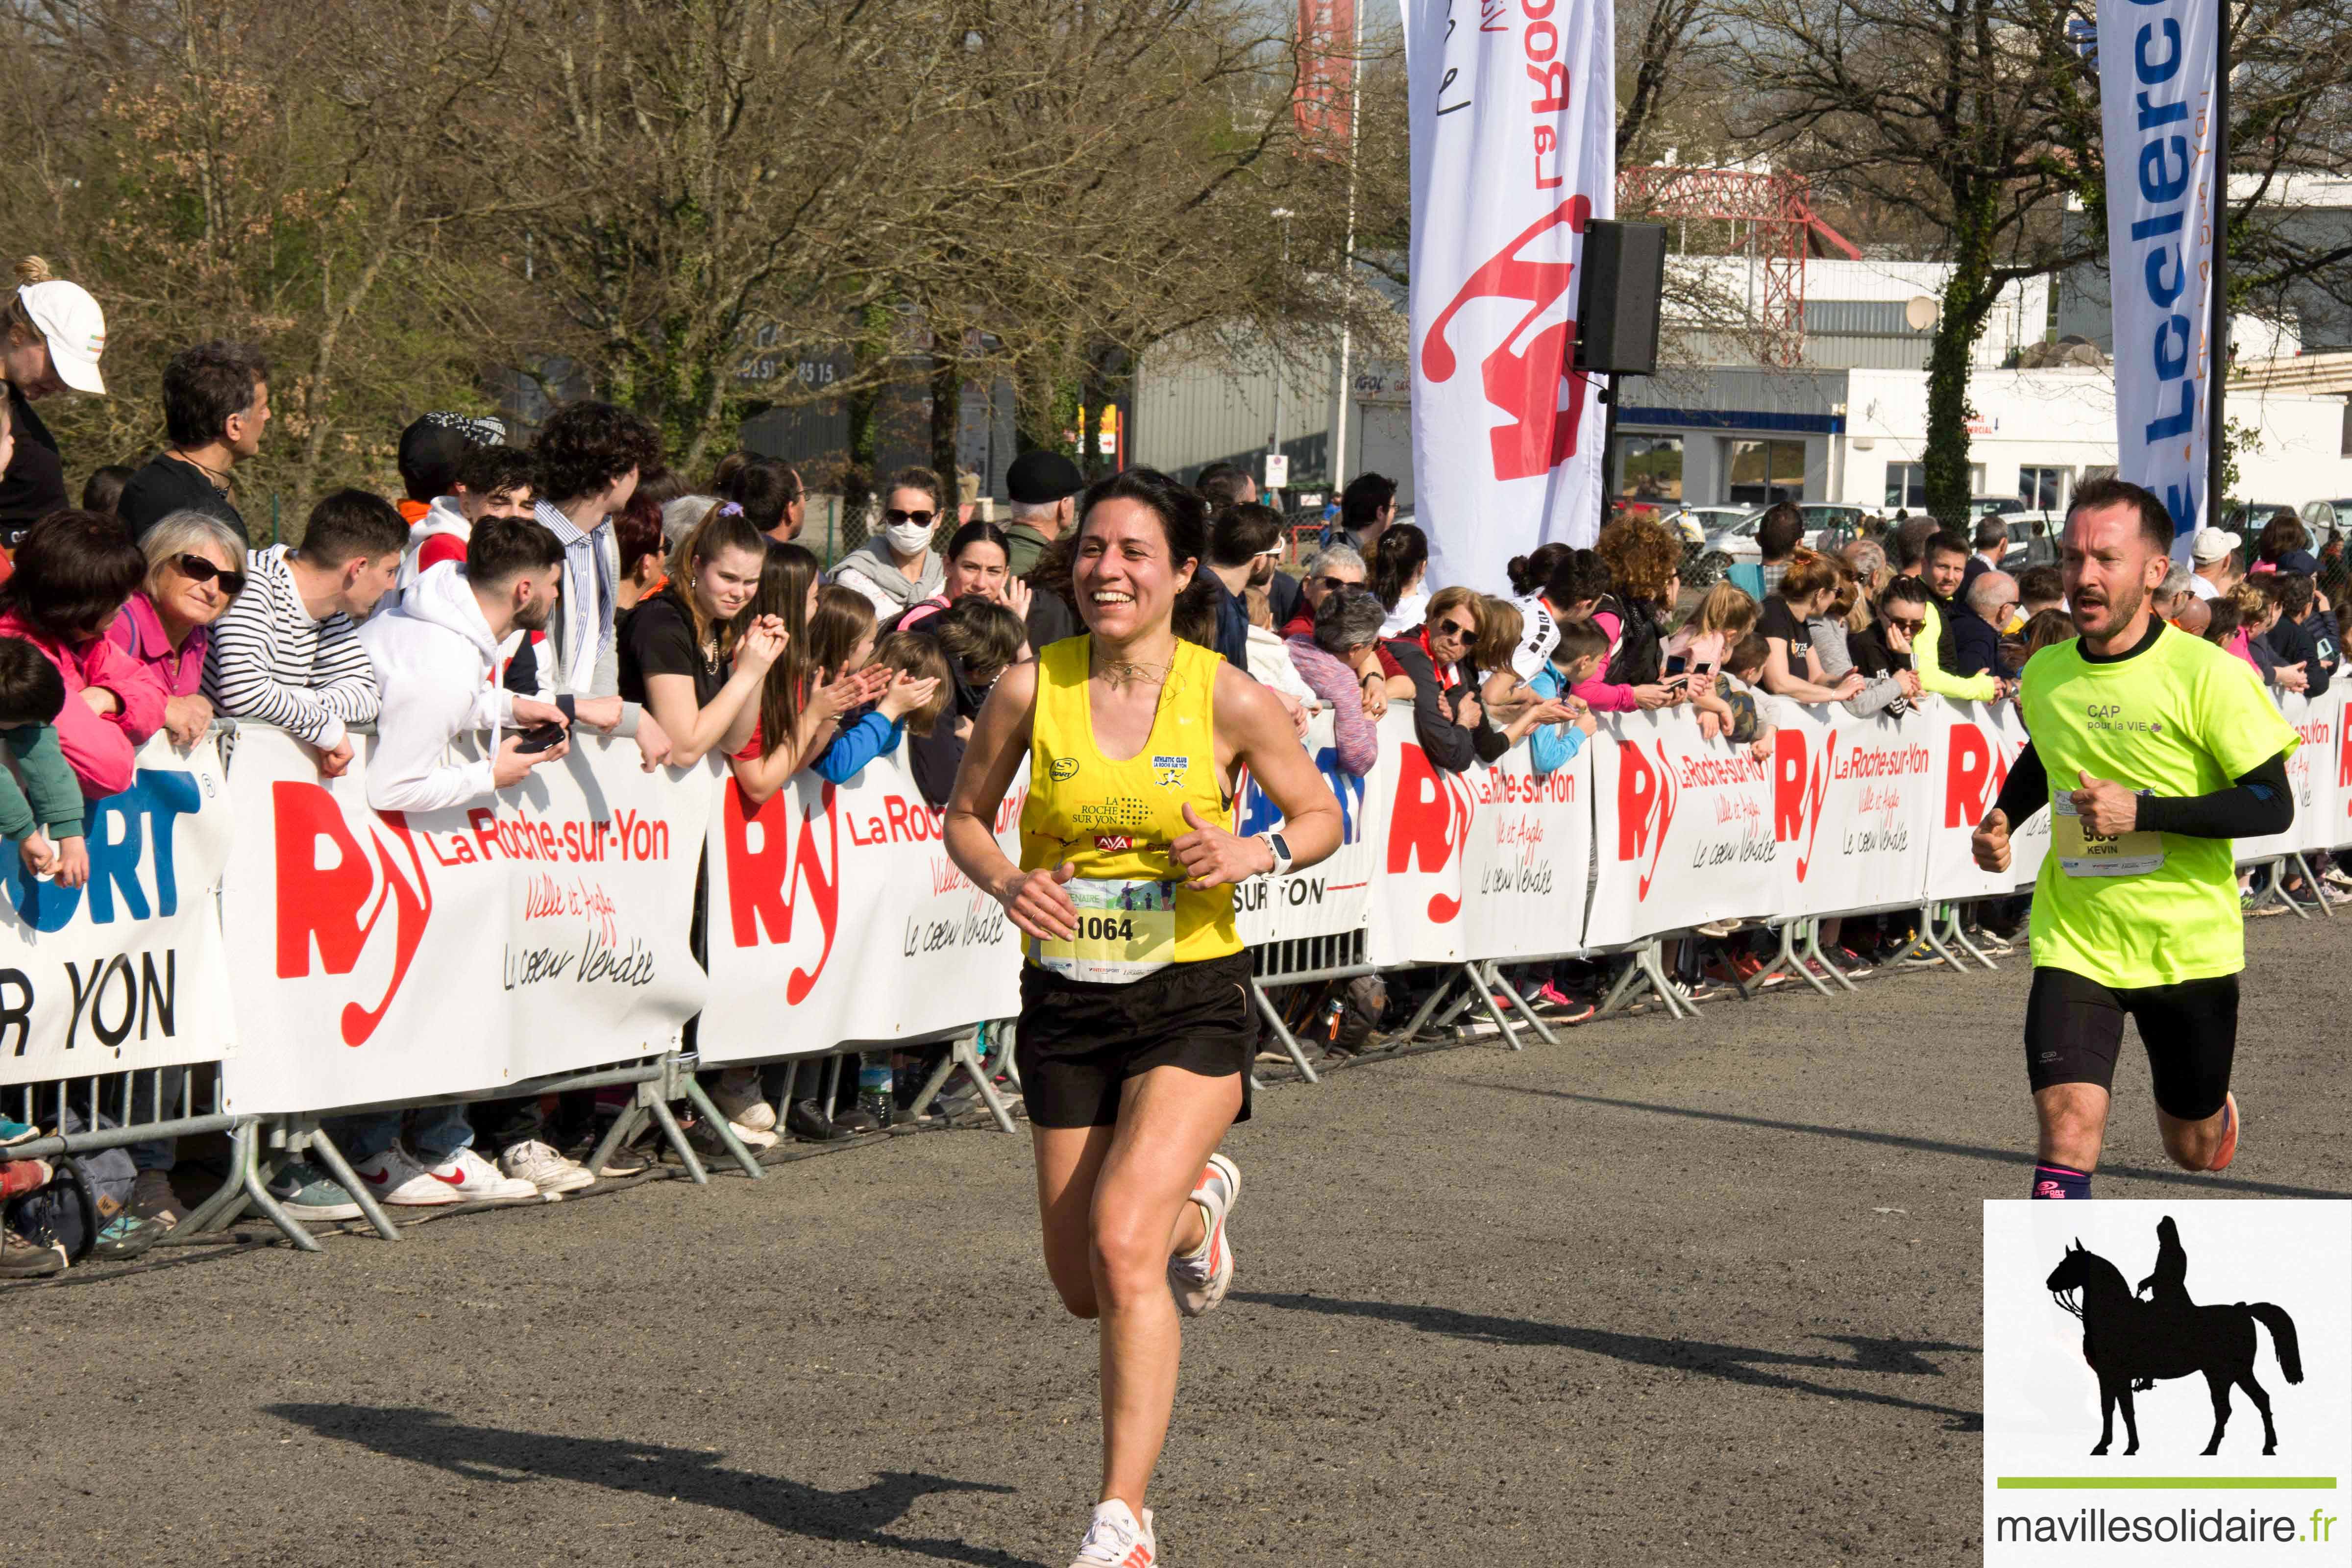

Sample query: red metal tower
[1614,166,1863,367]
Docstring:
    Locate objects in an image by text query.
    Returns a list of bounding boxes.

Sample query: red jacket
[0,608,170,797]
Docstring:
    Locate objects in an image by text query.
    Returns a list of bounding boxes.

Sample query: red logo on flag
[1419,194,1594,482]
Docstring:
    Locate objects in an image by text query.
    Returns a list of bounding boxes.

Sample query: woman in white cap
[0,257,106,547]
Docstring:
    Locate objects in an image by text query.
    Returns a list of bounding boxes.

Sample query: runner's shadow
[1461,1083,2352,1200]
[1231,1292,1984,1431]
[266,1404,1042,1567]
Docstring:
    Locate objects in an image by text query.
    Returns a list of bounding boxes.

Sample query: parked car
[1659,504,1755,546]
[2300,498,2352,551]
[2223,502,2298,536]
[1996,510,2064,573]
[1969,495,2026,519]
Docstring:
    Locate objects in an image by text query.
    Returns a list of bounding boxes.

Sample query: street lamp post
[1270,207,1294,502]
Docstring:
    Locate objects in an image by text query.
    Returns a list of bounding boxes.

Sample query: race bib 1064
[1030,878,1179,984]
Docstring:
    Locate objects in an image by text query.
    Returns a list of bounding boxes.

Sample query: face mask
[886,521,933,556]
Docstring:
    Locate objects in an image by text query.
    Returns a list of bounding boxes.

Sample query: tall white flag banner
[2095,0,2220,547]
[1403,0,1615,584]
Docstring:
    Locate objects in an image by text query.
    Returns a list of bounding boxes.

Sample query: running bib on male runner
[2052,791,2164,877]
[1030,878,1180,984]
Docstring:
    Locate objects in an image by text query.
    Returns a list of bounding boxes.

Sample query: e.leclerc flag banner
[1403,0,1614,588]
[2095,0,2220,549]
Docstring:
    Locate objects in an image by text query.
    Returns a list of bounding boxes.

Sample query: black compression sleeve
[2133,749,2294,840]
[1991,739,2049,827]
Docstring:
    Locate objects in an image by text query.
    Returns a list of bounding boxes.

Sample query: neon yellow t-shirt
[2017,624,2299,988]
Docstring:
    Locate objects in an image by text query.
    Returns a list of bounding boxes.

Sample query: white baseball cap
[2189,527,2240,564]
[18,279,106,394]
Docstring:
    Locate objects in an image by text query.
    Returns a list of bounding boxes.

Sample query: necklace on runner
[1095,656,1171,690]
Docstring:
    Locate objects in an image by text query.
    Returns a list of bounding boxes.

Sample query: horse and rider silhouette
[2045,1217,2303,1457]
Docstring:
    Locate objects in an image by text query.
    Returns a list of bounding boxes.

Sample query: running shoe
[351,1144,461,1208]
[0,1227,64,1278]
[268,1159,363,1222]
[422,1145,539,1204]
[2208,1092,2239,1172]
[0,1115,38,1147]
[1832,947,1876,981]
[129,1167,184,1229]
[1533,982,1595,1023]
[710,1068,776,1132]
[1169,1152,1240,1318]
[1068,1499,1154,1568]
[499,1139,596,1195]
[1899,947,1948,970]
[784,1098,852,1143]
[1974,931,2016,957]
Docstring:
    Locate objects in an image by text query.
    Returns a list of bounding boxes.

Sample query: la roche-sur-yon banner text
[1403,0,1616,584]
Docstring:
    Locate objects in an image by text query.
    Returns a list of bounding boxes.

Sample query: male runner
[1972,477,2296,1198]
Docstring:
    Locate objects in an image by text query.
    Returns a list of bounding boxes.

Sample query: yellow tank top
[1020,635,1242,980]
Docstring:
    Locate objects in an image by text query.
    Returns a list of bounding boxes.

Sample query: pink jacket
[0,608,170,798]
[105,592,211,697]
[1568,609,1640,712]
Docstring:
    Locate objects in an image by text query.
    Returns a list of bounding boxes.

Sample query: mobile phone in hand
[514,721,567,755]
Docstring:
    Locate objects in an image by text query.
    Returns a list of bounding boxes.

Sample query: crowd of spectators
[0,239,2337,1271]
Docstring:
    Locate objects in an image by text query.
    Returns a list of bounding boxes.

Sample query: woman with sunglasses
[106,510,249,750]
[1382,587,1494,774]
[831,465,948,621]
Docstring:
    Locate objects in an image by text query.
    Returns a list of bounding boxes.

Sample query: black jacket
[1383,634,1481,773]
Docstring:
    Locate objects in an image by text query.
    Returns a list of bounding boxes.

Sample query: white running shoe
[350,1143,461,1207]
[1068,1499,1155,1568]
[499,1139,596,1195]
[728,1120,780,1150]
[711,1069,776,1132]
[424,1145,541,1203]
[1169,1152,1240,1318]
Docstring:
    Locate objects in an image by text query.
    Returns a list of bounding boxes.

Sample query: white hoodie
[357,561,522,812]
[399,495,472,589]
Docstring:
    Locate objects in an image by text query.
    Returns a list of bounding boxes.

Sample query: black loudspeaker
[1574,220,1667,376]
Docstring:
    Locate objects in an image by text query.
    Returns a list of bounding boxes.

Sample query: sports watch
[1257,832,1294,877]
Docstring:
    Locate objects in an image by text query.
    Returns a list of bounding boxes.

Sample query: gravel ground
[8,915,2347,1567]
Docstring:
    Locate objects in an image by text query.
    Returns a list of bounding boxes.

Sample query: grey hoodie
[830,535,944,615]
[356,561,525,813]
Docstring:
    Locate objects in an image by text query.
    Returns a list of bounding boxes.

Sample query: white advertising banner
[698,757,1026,1063]
[1452,735,1592,960]
[1771,706,1939,919]
[1403,0,1616,583]
[220,728,711,1114]
[1234,712,1378,947]
[0,732,237,1086]
[2235,688,2344,861]
[1585,709,1782,947]
[2095,0,2220,548]
[1920,703,2049,901]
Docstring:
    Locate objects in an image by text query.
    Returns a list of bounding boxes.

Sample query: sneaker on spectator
[0,1115,37,1147]
[1898,944,1948,969]
[499,1139,595,1195]
[1533,982,1595,1023]
[423,1145,540,1203]
[728,1119,780,1151]
[0,1227,64,1277]
[129,1168,184,1228]
[710,1068,776,1133]
[1832,947,1876,981]
[785,1098,851,1143]
[350,1143,462,1208]
[268,1159,363,1222]
[88,1213,164,1262]
[1693,919,1739,937]
[1974,930,2015,957]
[559,1126,649,1178]
[832,1103,883,1135]
[2324,865,2352,892]
[0,1156,52,1201]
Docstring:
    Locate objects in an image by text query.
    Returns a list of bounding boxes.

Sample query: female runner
[945,468,1340,1568]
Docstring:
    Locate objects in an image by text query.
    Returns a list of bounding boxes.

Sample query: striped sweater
[201,546,380,747]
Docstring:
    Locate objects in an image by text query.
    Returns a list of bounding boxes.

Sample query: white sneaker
[424,1145,541,1204]
[711,1069,776,1132]
[1069,1499,1155,1568]
[1169,1152,1240,1318]
[499,1139,595,1195]
[350,1143,461,1207]
[728,1120,780,1150]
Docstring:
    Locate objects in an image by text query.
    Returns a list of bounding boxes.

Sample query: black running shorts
[2023,965,2239,1122]
[1016,948,1258,1129]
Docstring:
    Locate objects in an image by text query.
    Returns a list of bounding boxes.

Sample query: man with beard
[359,512,578,811]
[1972,478,2297,1198]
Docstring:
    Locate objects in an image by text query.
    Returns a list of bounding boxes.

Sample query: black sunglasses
[1886,615,1925,635]
[1313,574,1360,592]
[884,508,937,527]
[1433,617,1477,639]
[175,554,246,594]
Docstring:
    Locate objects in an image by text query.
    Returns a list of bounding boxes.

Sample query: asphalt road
[10,915,2348,1567]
